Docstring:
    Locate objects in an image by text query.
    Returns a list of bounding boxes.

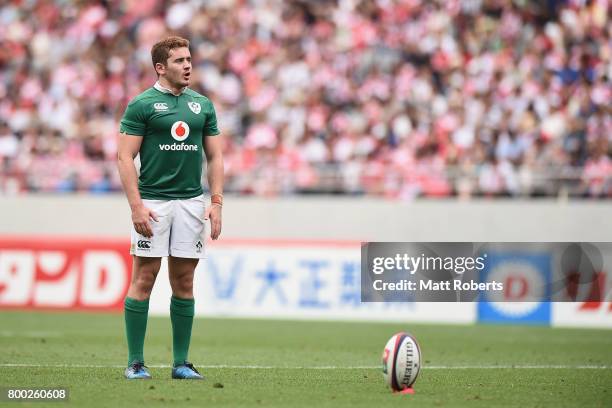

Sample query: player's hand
[205,204,222,240]
[132,204,158,238]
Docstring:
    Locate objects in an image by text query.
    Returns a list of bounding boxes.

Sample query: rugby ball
[381,332,421,391]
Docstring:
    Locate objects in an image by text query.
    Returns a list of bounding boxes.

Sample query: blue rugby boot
[124,361,152,379]
[172,361,204,380]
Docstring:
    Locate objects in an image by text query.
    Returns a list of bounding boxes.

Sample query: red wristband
[211,194,223,206]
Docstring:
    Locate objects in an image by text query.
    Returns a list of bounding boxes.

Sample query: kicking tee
[120,82,220,199]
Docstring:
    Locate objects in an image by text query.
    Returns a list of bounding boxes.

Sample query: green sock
[170,296,195,366]
[124,297,149,365]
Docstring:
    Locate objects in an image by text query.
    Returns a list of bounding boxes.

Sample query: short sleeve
[203,101,220,136]
[120,100,147,136]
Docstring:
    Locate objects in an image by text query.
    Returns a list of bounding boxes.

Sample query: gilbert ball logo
[171,121,190,141]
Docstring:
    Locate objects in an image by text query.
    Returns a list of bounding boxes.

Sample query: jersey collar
[154,81,186,96]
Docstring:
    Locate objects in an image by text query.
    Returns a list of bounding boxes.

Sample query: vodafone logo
[171,121,190,141]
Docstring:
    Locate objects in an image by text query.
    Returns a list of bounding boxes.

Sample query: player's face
[161,47,192,88]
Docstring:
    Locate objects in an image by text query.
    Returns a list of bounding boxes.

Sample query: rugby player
[116,36,223,380]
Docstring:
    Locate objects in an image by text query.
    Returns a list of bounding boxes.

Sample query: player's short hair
[151,36,190,68]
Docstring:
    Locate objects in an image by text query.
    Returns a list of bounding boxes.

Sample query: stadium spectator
[0,0,609,199]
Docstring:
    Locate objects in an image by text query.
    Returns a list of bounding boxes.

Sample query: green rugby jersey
[119,82,220,200]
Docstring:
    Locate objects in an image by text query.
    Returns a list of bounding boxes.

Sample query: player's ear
[155,62,166,76]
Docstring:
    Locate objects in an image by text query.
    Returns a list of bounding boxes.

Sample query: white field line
[0,331,62,338]
[0,363,610,370]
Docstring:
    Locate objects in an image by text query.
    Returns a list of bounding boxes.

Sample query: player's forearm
[117,155,144,210]
[206,153,224,195]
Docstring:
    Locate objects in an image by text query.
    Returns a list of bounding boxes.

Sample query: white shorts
[130,194,207,259]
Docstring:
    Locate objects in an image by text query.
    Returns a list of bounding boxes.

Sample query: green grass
[0,311,611,407]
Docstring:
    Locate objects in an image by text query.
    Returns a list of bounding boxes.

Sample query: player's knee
[131,259,160,292]
[133,274,155,295]
[177,275,193,292]
[172,274,193,296]
[132,267,158,294]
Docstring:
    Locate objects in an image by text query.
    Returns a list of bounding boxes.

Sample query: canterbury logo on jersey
[153,102,168,111]
[159,143,198,151]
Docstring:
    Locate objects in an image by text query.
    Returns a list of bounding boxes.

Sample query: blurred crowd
[0,0,610,199]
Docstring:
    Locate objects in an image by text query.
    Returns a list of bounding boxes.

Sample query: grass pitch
[0,311,611,407]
